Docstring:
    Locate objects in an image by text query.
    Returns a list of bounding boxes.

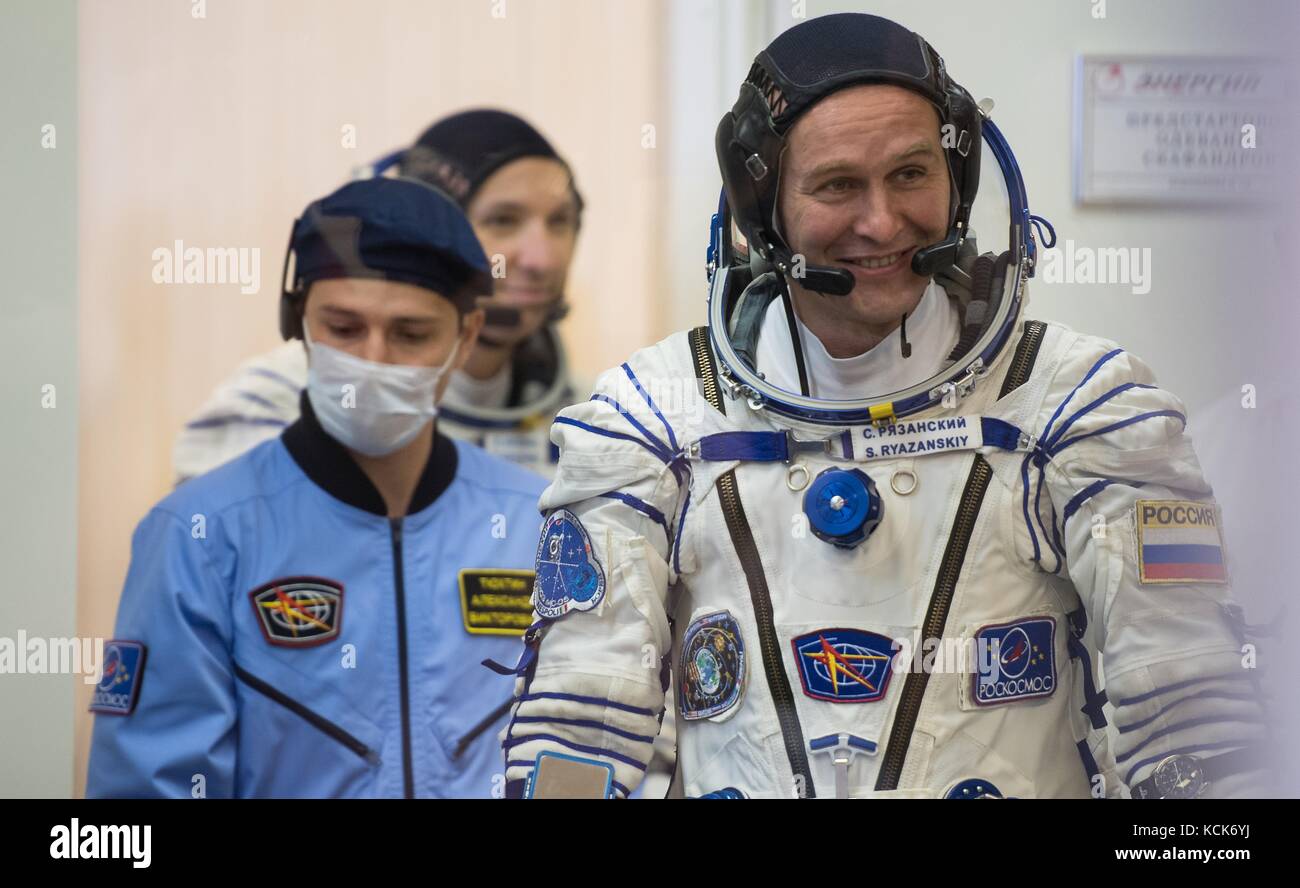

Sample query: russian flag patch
[1136,499,1227,584]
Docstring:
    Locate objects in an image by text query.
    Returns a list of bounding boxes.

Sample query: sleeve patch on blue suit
[89,641,147,716]
[534,510,606,619]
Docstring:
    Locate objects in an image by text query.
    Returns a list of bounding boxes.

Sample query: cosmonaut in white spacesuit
[500,12,1270,799]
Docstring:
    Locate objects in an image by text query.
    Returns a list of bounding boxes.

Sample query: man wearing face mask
[171,109,580,483]
[88,177,544,798]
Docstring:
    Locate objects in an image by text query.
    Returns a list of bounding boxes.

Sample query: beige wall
[75,0,667,795]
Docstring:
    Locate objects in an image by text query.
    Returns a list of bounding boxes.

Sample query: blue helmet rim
[705,118,1034,426]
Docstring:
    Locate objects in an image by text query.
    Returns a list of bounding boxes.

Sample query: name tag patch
[459,569,535,635]
[1136,499,1227,584]
[854,416,983,460]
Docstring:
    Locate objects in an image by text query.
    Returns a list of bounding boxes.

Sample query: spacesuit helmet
[709,12,1051,427]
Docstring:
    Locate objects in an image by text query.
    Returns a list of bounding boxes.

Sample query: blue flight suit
[88,393,544,797]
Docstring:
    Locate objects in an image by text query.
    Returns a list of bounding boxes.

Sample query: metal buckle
[809,733,878,800]
[930,358,988,406]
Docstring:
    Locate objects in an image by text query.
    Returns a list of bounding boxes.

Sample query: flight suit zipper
[234,665,380,764]
[390,517,415,799]
[874,319,1048,791]
[453,698,515,759]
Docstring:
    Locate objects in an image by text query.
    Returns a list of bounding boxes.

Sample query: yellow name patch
[458,569,536,635]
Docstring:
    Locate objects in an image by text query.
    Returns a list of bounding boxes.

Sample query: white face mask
[304,324,461,457]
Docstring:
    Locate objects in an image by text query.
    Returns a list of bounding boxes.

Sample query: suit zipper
[875,319,1048,791]
[234,665,380,764]
[390,518,415,799]
[453,697,515,760]
[998,320,1047,400]
[689,326,816,797]
[874,456,993,790]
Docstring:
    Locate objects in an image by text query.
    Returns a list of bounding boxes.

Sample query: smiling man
[782,92,950,343]
[88,177,545,798]
[759,85,958,398]
[501,13,1268,799]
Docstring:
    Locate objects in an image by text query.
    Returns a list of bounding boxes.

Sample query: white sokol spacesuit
[501,13,1267,799]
